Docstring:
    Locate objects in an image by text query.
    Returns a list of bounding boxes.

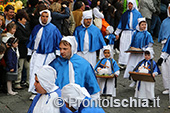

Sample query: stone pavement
[0,39,170,113]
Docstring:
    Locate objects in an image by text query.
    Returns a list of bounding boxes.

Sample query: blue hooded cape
[162,36,170,55]
[158,17,170,43]
[27,23,62,54]
[95,58,119,74]
[135,59,161,74]
[74,24,106,52]
[50,54,100,95]
[104,34,116,45]
[130,30,154,48]
[78,96,105,113]
[117,8,142,30]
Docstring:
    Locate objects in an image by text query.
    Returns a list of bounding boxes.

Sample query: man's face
[128,2,133,10]
[6,9,14,19]
[34,76,47,94]
[41,12,49,24]
[84,18,92,28]
[59,43,72,59]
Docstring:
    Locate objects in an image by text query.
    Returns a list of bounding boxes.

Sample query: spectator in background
[0,43,6,93]
[62,0,75,35]
[14,9,31,89]
[72,1,85,27]
[0,15,5,34]
[139,0,156,32]
[4,5,15,27]
[4,37,19,96]
[150,0,161,39]
[51,2,70,35]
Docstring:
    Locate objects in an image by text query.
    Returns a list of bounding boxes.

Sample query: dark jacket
[14,22,31,58]
[5,48,18,72]
[51,7,70,33]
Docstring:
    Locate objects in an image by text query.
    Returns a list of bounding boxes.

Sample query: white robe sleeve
[114,28,122,36]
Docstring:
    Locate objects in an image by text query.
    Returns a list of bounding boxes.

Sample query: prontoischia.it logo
[53,97,160,108]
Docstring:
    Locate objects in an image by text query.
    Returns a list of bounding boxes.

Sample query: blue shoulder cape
[130,30,154,48]
[95,58,119,74]
[74,24,106,52]
[104,34,116,45]
[27,23,62,54]
[162,36,170,54]
[117,9,142,30]
[158,17,170,43]
[50,54,100,95]
[28,88,70,113]
[135,59,161,74]
[78,96,105,113]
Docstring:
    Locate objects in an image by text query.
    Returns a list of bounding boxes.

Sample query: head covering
[61,36,78,57]
[36,65,57,93]
[99,45,113,59]
[61,83,90,110]
[39,9,52,26]
[136,17,147,31]
[167,4,170,17]
[106,26,114,34]
[127,0,138,10]
[145,47,154,59]
[81,10,93,27]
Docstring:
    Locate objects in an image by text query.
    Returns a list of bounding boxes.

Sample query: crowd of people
[0,0,170,112]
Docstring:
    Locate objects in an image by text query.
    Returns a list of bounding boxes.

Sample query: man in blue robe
[157,4,170,95]
[26,9,62,100]
[73,10,106,68]
[50,36,100,100]
[157,36,170,108]
[114,0,142,68]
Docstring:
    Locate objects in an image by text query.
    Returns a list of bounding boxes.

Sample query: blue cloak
[95,58,119,74]
[130,30,154,49]
[158,17,170,43]
[162,36,170,55]
[73,24,106,52]
[50,54,100,95]
[78,96,105,113]
[117,9,142,30]
[135,59,161,74]
[28,88,69,113]
[104,34,116,45]
[27,23,62,54]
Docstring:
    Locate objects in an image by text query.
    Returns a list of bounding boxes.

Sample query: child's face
[12,41,18,48]
[139,22,146,31]
[106,30,110,35]
[10,26,16,34]
[145,54,151,60]
[104,50,110,58]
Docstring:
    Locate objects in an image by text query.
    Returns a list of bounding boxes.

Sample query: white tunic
[33,86,60,113]
[161,40,169,89]
[77,30,96,68]
[98,60,119,97]
[28,28,56,93]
